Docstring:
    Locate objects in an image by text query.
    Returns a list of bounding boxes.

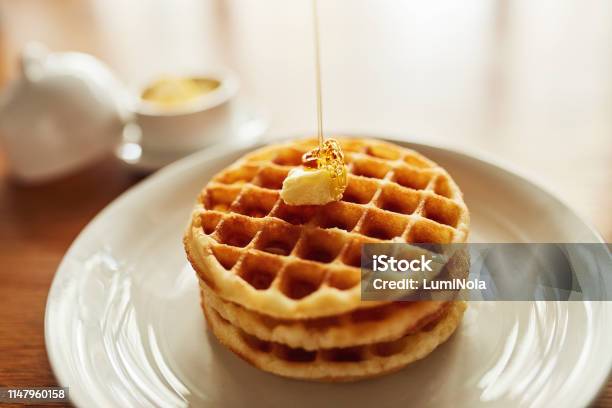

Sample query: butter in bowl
[141,76,221,108]
[117,71,266,172]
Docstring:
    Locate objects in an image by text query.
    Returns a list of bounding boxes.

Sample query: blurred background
[0,0,610,405]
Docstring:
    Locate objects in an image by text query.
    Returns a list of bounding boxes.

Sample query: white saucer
[115,114,268,172]
[45,136,611,408]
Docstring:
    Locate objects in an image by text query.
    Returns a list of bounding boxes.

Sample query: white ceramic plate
[45,136,611,408]
[116,114,268,172]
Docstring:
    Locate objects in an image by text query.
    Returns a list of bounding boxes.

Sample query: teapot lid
[20,42,49,83]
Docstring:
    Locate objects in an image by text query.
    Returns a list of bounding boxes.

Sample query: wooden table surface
[0,1,610,406]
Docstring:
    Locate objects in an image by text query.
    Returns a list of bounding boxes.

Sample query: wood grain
[0,0,610,406]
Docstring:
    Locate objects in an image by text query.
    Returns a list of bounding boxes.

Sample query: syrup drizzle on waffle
[301,139,348,201]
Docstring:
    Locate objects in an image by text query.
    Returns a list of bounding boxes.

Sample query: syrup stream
[312,0,324,148]
[301,0,347,201]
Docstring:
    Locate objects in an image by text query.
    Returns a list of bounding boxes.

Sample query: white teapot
[0,43,127,183]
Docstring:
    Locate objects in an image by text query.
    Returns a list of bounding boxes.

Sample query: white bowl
[134,71,240,154]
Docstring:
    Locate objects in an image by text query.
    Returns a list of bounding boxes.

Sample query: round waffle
[202,290,467,382]
[201,282,450,350]
[184,138,470,319]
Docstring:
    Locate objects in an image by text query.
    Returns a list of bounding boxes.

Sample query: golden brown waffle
[202,288,467,382]
[184,138,470,319]
[201,282,449,350]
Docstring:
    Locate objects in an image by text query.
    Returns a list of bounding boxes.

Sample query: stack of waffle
[184,138,470,381]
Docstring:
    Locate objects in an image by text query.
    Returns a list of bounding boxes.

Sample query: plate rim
[44,134,610,408]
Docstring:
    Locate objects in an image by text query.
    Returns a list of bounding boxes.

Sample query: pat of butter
[280,167,336,205]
